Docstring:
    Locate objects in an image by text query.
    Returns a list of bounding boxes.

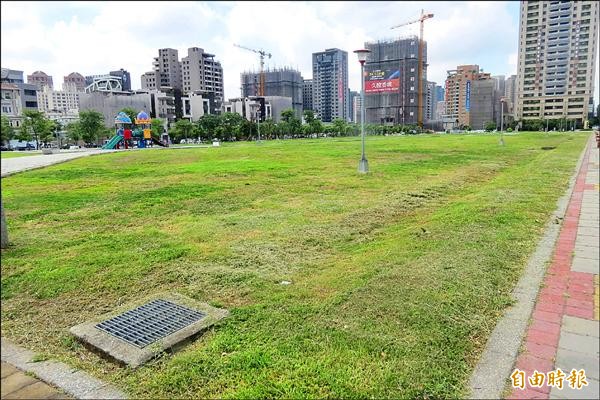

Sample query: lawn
[1,151,40,159]
[0,132,589,398]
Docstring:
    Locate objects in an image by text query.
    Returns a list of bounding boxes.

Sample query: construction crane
[391,9,433,128]
[234,44,272,96]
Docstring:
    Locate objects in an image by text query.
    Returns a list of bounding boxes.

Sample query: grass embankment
[0,132,589,398]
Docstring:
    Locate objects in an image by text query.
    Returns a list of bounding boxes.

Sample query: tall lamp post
[500,97,505,146]
[354,48,371,173]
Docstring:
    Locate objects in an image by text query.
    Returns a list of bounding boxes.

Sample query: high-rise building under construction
[363,36,427,125]
[241,67,303,119]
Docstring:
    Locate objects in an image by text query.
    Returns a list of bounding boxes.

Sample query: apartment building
[27,70,53,90]
[302,78,313,112]
[312,48,348,122]
[516,0,599,126]
[37,86,80,113]
[505,74,517,116]
[63,72,86,92]
[141,48,182,91]
[426,81,437,121]
[444,65,491,128]
[181,47,224,108]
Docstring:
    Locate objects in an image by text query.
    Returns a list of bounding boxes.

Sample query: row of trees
[1,111,62,149]
[1,110,111,148]
[168,109,424,143]
[518,118,584,132]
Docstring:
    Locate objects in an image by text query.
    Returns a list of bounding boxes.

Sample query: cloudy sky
[1,1,597,105]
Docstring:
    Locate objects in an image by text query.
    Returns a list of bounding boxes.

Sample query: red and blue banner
[365,68,400,93]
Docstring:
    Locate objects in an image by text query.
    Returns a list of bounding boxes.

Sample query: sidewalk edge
[1,338,127,399]
[468,135,591,399]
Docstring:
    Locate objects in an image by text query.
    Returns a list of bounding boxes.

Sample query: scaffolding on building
[364,36,427,125]
[240,67,303,118]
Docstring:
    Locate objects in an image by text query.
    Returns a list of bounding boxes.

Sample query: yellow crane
[234,44,272,96]
[391,9,434,128]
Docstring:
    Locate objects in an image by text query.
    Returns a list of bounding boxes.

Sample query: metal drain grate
[95,299,206,348]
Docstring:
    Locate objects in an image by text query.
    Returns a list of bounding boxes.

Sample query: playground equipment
[102,111,169,150]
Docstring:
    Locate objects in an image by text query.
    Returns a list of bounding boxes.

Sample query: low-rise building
[1,68,40,112]
[182,92,215,122]
[222,96,293,123]
[1,83,23,128]
[79,91,152,127]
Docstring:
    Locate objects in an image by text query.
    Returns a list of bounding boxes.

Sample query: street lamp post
[354,48,371,173]
[500,98,505,146]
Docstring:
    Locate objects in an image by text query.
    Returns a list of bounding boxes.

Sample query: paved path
[1,362,69,399]
[1,339,126,399]
[509,137,599,399]
[1,150,111,177]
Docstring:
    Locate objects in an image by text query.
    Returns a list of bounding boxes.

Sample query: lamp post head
[354,49,371,64]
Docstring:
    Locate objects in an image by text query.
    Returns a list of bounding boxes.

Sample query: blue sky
[1,1,596,105]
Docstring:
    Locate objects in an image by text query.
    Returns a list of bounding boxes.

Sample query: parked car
[16,143,35,151]
[0,146,13,151]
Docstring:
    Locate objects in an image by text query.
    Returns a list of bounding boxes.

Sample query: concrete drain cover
[96,299,206,348]
[70,293,229,367]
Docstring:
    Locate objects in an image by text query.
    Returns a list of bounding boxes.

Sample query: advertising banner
[365,68,400,94]
[465,80,471,111]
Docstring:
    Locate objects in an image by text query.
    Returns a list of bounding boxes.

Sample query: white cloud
[2,1,524,99]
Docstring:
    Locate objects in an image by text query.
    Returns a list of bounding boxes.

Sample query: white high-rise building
[516,0,599,127]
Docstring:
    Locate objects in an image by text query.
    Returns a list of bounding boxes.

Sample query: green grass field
[0,132,589,398]
[1,151,40,159]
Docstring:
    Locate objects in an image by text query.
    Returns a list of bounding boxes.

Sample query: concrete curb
[468,135,591,399]
[1,338,127,399]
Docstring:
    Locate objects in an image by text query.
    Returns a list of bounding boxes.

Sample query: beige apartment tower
[444,65,491,128]
[516,0,599,127]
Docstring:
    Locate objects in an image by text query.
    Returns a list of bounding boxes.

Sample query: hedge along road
[0,132,589,398]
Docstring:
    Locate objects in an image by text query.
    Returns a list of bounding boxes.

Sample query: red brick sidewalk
[509,143,598,399]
